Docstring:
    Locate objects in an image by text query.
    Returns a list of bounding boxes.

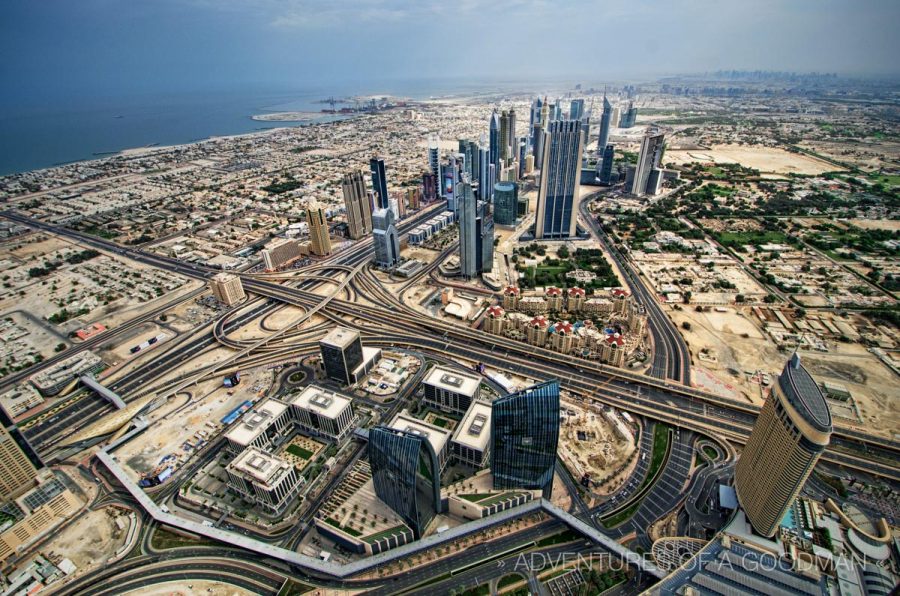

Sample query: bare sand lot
[666,144,841,175]
[848,219,900,232]
[124,581,255,596]
[42,507,128,569]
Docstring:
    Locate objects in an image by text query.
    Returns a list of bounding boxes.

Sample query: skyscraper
[458,179,478,280]
[529,97,542,142]
[428,136,440,183]
[477,204,494,273]
[491,380,560,498]
[477,145,492,202]
[540,96,549,126]
[597,96,612,154]
[489,110,500,173]
[0,417,40,501]
[620,102,638,128]
[598,144,616,185]
[532,123,545,168]
[306,202,332,256]
[499,110,512,163]
[535,119,584,239]
[506,109,517,159]
[341,170,373,240]
[569,98,585,121]
[493,181,518,226]
[630,127,666,197]
[369,157,389,210]
[735,354,832,538]
[517,137,527,178]
[372,207,400,268]
[368,426,442,538]
[422,171,438,202]
[458,139,477,179]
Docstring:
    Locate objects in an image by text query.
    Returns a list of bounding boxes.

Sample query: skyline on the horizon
[2,0,899,103]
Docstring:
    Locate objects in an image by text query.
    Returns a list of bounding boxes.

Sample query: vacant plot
[666,144,840,175]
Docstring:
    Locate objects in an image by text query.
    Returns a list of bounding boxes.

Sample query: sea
[0,79,524,177]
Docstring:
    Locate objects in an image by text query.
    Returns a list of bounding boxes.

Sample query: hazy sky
[2,0,898,100]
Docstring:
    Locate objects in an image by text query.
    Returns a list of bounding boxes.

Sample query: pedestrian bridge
[80,375,126,409]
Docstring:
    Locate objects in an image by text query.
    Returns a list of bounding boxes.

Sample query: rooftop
[284,384,352,420]
[225,399,288,447]
[451,400,492,453]
[228,447,293,487]
[320,326,361,350]
[388,411,451,456]
[423,366,481,398]
[778,353,832,433]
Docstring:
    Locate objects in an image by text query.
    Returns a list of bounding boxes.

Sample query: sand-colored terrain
[124,581,256,596]
[42,507,129,569]
[666,144,841,175]
[848,219,900,232]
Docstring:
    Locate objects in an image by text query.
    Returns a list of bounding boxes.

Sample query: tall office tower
[428,136,441,182]
[458,179,478,280]
[597,95,613,154]
[517,138,528,178]
[493,182,518,225]
[620,102,638,128]
[369,157,389,210]
[535,119,584,239]
[477,145,492,202]
[553,102,563,121]
[0,420,40,501]
[478,202,494,273]
[368,426,442,538]
[319,327,364,385]
[489,110,500,173]
[735,354,832,538]
[458,139,474,178]
[532,123,545,167]
[529,97,542,140]
[306,202,332,256]
[422,171,438,202]
[507,109,517,157]
[491,380,560,498]
[569,98,585,121]
[610,106,621,130]
[209,272,245,306]
[499,110,512,163]
[442,156,459,210]
[406,187,420,211]
[540,96,550,126]
[598,144,616,185]
[341,170,373,240]
[630,127,666,197]
[372,207,400,268]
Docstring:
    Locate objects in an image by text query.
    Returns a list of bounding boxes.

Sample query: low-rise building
[209,272,245,306]
[29,351,103,397]
[422,366,482,415]
[225,447,302,515]
[501,286,520,310]
[261,238,306,271]
[483,305,505,335]
[0,476,81,566]
[451,400,492,468]
[224,399,291,454]
[283,385,355,441]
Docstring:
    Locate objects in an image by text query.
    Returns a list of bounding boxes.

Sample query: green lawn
[431,416,450,428]
[702,445,719,460]
[498,573,525,589]
[286,444,314,459]
[459,493,493,502]
[362,525,408,543]
[535,528,582,547]
[150,527,217,550]
[716,230,787,246]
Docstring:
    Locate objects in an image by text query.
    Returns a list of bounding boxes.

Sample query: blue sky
[2,0,898,101]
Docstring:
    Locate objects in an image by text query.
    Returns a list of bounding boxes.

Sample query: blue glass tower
[489,110,500,174]
[597,96,612,154]
[598,144,615,185]
[368,426,442,538]
[493,181,517,226]
[491,380,560,498]
[535,120,584,239]
[369,157,389,210]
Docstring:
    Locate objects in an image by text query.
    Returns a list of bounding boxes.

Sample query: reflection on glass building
[368,426,443,538]
[491,380,560,498]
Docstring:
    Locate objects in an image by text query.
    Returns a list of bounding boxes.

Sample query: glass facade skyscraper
[493,181,517,225]
[598,144,616,185]
[368,426,442,538]
[491,380,560,498]
[535,119,584,239]
[369,157,389,210]
[372,207,399,268]
[597,96,612,154]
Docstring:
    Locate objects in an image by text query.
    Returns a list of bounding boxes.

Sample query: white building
[283,385,355,441]
[388,411,452,472]
[224,399,291,454]
[422,366,482,414]
[225,447,302,515]
[450,400,492,468]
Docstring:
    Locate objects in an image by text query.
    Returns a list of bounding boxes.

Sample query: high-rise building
[630,127,666,197]
[499,110,512,163]
[489,110,500,173]
[569,99,585,121]
[517,138,528,178]
[372,207,400,268]
[540,97,550,126]
[735,354,832,538]
[458,139,477,178]
[0,415,40,501]
[209,272,245,306]
[428,136,441,182]
[342,170,373,240]
[491,380,560,498]
[493,181,518,226]
[506,109,516,159]
[535,119,584,239]
[458,179,478,280]
[620,102,637,128]
[406,187,420,211]
[597,96,612,154]
[422,171,438,202]
[369,157,389,210]
[306,202,332,256]
[368,426,442,538]
[477,145,492,202]
[529,97,542,142]
[598,144,616,185]
[319,327,364,386]
[476,202,494,274]
[532,123,545,168]
[262,238,306,270]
